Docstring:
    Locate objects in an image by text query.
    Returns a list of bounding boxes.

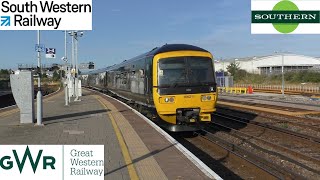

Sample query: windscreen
[158,56,215,87]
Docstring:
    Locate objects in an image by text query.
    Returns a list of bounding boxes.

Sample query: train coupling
[176,108,200,124]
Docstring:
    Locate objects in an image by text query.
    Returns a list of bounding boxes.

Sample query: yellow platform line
[96,96,139,180]
[217,101,320,116]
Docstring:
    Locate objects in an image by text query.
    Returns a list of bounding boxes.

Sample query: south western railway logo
[0,0,92,30]
[251,0,320,34]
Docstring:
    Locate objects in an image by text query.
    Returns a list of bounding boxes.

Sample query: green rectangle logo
[251,0,320,34]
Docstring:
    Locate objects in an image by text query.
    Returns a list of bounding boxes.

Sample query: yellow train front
[83,44,217,132]
[152,45,217,131]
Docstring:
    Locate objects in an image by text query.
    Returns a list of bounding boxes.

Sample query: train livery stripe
[96,96,140,180]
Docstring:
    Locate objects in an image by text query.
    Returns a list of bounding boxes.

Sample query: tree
[42,73,48,78]
[53,71,60,81]
[226,62,240,77]
[60,70,65,78]
[0,69,10,80]
[0,69,9,75]
[235,69,248,82]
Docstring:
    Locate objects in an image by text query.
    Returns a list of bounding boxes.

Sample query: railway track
[209,113,320,179]
[193,130,304,179]
[217,106,320,138]
[213,112,320,143]
[89,87,320,179]
[219,99,314,113]
[219,94,320,108]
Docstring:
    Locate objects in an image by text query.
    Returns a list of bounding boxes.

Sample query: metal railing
[218,87,248,94]
[235,84,320,93]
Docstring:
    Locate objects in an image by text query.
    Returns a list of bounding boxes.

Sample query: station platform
[0,89,220,180]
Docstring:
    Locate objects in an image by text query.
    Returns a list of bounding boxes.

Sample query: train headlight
[201,95,213,101]
[160,97,175,104]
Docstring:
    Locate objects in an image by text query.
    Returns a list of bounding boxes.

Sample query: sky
[1,0,320,70]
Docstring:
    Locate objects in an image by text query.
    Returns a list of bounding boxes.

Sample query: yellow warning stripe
[96,96,139,180]
[218,101,320,116]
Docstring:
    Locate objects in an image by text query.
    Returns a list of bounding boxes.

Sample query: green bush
[235,70,320,84]
[284,71,320,83]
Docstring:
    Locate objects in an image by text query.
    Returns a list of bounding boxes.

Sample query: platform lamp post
[36,30,43,126]
[221,58,225,87]
[63,30,69,106]
[281,54,285,96]
[68,31,84,102]
[68,31,75,102]
[252,56,256,74]
[275,51,286,96]
[234,58,238,85]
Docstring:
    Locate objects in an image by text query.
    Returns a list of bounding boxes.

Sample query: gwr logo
[0,146,56,173]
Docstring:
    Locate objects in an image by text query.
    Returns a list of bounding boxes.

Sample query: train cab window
[158,58,186,87]
[188,57,215,84]
[158,57,215,87]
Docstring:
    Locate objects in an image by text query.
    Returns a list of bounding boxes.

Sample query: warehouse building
[215,54,320,75]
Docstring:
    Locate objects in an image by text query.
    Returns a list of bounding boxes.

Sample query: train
[82,44,217,132]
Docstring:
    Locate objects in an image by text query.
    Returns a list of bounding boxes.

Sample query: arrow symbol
[1,16,10,26]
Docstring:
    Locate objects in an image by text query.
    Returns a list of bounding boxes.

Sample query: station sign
[35,44,45,52]
[252,0,320,34]
[45,48,56,59]
[0,0,92,30]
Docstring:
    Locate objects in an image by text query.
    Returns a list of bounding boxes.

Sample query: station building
[215,54,320,75]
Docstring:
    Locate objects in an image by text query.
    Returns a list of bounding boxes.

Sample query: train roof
[85,44,209,74]
[149,44,209,55]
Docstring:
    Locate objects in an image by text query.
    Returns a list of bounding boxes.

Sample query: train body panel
[83,44,217,131]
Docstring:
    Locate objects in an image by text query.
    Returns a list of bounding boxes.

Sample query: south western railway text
[0,1,92,13]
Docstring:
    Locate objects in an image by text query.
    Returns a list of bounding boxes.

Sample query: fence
[218,87,247,94]
[235,84,320,93]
